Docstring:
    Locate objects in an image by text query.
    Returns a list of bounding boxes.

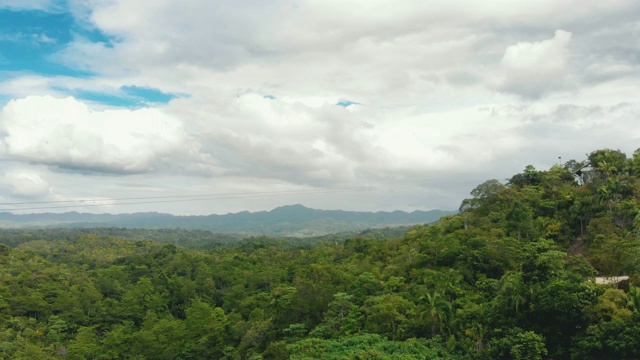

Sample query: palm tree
[420,290,451,338]
[499,271,529,317]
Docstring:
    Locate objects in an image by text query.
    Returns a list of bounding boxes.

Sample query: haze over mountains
[0,204,455,237]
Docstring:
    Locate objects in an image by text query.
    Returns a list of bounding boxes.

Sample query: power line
[0,185,417,212]
[0,186,408,206]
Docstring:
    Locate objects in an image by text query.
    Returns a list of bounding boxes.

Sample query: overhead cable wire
[0,185,417,212]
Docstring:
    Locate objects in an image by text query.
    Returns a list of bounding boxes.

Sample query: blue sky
[67,86,180,107]
[0,5,102,76]
[0,1,639,215]
[0,3,177,107]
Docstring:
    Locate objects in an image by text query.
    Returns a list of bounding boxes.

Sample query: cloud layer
[0,96,194,173]
[1,1,639,214]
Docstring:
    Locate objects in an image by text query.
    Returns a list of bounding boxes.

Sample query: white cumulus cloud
[497,30,573,98]
[0,96,195,173]
[3,169,51,197]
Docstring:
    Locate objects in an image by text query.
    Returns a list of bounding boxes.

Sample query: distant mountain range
[0,204,456,237]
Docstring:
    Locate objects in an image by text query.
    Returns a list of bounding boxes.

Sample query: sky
[0,0,639,215]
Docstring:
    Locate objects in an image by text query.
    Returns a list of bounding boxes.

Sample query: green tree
[510,331,547,360]
[420,290,451,338]
[313,292,362,338]
[364,294,415,340]
[184,300,228,358]
[66,326,100,360]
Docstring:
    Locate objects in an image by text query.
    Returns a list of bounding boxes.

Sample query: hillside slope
[1,148,639,359]
[0,205,455,236]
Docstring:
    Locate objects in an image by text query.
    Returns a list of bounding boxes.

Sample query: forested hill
[457,148,640,276]
[0,205,455,237]
[1,148,640,359]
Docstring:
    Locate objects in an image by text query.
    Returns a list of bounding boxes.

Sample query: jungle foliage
[1,148,640,359]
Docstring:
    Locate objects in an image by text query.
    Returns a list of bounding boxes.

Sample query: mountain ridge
[0,204,456,237]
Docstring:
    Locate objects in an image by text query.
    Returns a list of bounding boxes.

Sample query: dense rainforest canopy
[1,148,640,359]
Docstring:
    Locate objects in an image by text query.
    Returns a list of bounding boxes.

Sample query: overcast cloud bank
[0,1,639,214]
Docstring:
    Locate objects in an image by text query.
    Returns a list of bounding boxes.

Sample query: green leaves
[510,331,547,360]
[1,147,640,359]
